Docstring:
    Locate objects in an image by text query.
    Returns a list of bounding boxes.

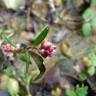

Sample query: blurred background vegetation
[0,0,96,96]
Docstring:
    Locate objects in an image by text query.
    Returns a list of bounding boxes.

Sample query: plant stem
[26,85,32,96]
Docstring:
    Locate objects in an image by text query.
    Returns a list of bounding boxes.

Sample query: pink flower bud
[15,44,20,52]
[49,49,56,57]
[40,49,45,55]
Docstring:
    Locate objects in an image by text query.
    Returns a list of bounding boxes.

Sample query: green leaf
[0,28,4,36]
[88,51,96,67]
[34,26,49,45]
[66,84,88,96]
[30,51,45,81]
[17,52,31,64]
[82,23,91,36]
[76,84,88,96]
[91,0,96,6]
[79,72,87,81]
[87,66,95,76]
[82,8,94,20]
[2,35,15,47]
[92,17,96,29]
[7,78,19,96]
[4,66,16,77]
[66,89,76,96]
[1,75,19,96]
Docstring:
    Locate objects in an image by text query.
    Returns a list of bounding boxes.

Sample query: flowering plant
[0,26,56,96]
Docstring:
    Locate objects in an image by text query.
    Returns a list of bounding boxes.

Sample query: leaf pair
[82,8,96,36]
[18,50,45,81]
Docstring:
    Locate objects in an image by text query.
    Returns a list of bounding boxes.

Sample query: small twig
[60,72,83,83]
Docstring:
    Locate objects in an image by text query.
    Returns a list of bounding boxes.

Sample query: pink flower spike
[2,44,12,52]
[39,41,56,58]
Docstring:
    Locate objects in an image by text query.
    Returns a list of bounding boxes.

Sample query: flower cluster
[2,41,56,58]
[2,44,20,52]
[39,41,56,58]
[2,44,12,52]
